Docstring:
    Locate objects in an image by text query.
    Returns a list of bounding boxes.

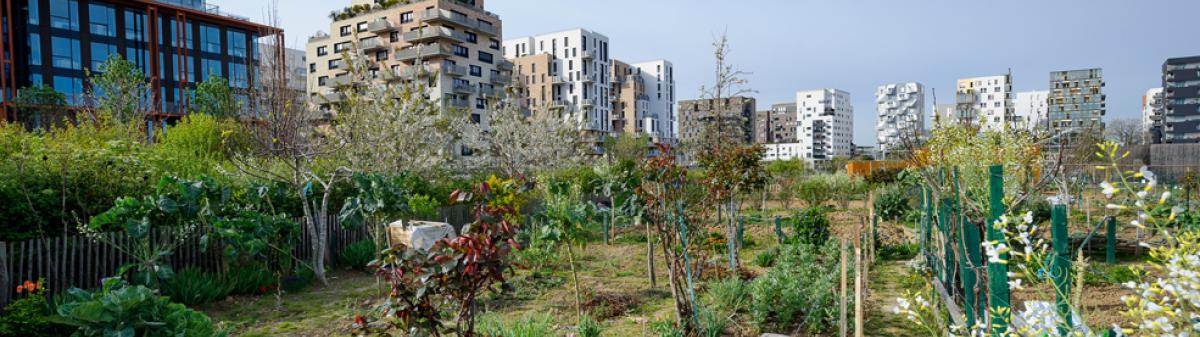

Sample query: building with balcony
[1047,68,1105,147]
[627,59,674,144]
[933,103,957,129]
[305,0,507,129]
[875,82,924,159]
[1013,90,1049,132]
[678,96,756,147]
[1162,56,1200,143]
[0,0,282,124]
[955,74,1013,132]
[503,28,612,137]
[1144,87,1164,144]
[797,89,853,161]
[261,43,307,94]
[753,103,797,144]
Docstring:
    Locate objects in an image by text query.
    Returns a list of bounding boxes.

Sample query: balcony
[581,50,595,60]
[445,97,469,109]
[403,27,469,43]
[442,64,467,77]
[360,37,386,51]
[389,65,432,81]
[474,23,498,36]
[452,83,476,95]
[956,93,975,104]
[489,74,508,84]
[329,75,354,87]
[367,19,395,33]
[421,9,473,28]
[550,75,566,85]
[323,92,345,103]
[580,73,596,83]
[496,60,513,72]
[395,43,453,61]
[479,86,497,97]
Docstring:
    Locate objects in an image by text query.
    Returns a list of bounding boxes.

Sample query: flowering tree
[485,103,588,177]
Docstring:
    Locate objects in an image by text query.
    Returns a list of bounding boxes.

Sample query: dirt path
[864,260,924,337]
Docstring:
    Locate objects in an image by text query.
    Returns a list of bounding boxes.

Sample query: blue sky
[214,0,1200,145]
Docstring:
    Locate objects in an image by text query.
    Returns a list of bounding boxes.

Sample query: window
[309,63,317,73]
[124,10,146,41]
[339,25,351,36]
[471,113,481,123]
[356,21,368,32]
[465,31,477,43]
[171,21,194,48]
[173,55,195,82]
[489,38,500,50]
[227,30,247,58]
[53,76,83,104]
[334,42,350,52]
[28,0,38,24]
[328,59,341,70]
[469,65,482,77]
[376,50,388,61]
[452,44,468,57]
[400,11,414,23]
[90,42,117,70]
[88,3,115,37]
[316,46,328,56]
[318,76,328,86]
[201,58,222,77]
[50,0,80,31]
[28,33,41,66]
[229,63,248,88]
[477,51,493,64]
[389,31,400,43]
[51,37,81,70]
[200,25,221,53]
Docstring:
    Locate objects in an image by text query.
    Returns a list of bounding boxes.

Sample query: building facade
[753,102,797,144]
[1144,87,1164,144]
[933,103,957,128]
[0,0,281,123]
[609,59,675,144]
[797,89,853,161]
[261,43,307,94]
[875,82,924,158]
[305,0,508,128]
[1013,90,1049,132]
[678,96,756,148]
[762,142,802,162]
[1162,56,1200,143]
[954,75,1013,132]
[503,29,611,135]
[1047,68,1105,145]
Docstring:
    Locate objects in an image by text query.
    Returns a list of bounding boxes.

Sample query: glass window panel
[90,42,117,70]
[49,0,79,31]
[201,58,222,78]
[88,3,115,37]
[200,25,221,53]
[28,33,41,66]
[51,37,81,70]
[28,0,39,25]
[53,76,83,104]
[124,10,146,41]
[227,30,246,58]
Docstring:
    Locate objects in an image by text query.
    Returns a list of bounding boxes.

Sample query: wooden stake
[840,239,848,337]
[855,245,864,337]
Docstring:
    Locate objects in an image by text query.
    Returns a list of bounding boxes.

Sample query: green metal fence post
[737,217,745,248]
[1106,216,1117,264]
[774,216,784,244]
[1051,204,1072,335]
[986,165,1011,335]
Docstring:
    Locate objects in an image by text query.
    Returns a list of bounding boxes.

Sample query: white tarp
[387,220,457,251]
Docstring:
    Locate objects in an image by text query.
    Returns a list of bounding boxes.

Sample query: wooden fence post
[0,242,8,306]
[1051,204,1072,335]
[840,239,848,337]
[986,165,1011,335]
[854,243,864,337]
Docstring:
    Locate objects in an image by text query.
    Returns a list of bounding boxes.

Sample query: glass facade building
[0,0,281,122]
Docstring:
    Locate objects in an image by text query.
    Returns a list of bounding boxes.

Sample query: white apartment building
[933,104,957,128]
[305,0,509,129]
[955,74,1014,132]
[875,82,924,158]
[631,60,676,143]
[1013,90,1049,132]
[762,143,804,161]
[797,89,854,161]
[1144,87,1164,143]
[504,29,613,133]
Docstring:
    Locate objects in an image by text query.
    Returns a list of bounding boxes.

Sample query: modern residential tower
[797,89,853,161]
[678,96,756,161]
[1013,90,1049,132]
[1162,56,1200,143]
[955,74,1013,132]
[306,0,508,128]
[504,28,612,137]
[753,103,797,144]
[875,82,924,158]
[1047,68,1105,145]
[1144,87,1164,144]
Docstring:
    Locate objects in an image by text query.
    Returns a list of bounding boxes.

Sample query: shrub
[0,282,73,337]
[161,268,233,306]
[649,319,684,337]
[748,241,848,333]
[787,208,830,246]
[339,240,376,270]
[52,278,226,337]
[879,242,919,261]
[702,278,749,314]
[477,313,555,337]
[225,263,275,296]
[577,315,603,337]
[796,177,832,208]
[753,248,777,268]
[874,185,911,221]
[864,167,903,185]
[281,265,315,293]
[698,307,728,337]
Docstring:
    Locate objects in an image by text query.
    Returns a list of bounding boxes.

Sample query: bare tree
[1105,118,1142,146]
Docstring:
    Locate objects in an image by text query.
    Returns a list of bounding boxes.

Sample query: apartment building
[306,0,508,128]
[1013,90,1049,132]
[933,103,957,128]
[1047,68,1105,146]
[504,29,612,136]
[0,0,281,123]
[797,89,853,161]
[955,74,1013,132]
[1162,56,1200,143]
[678,96,756,148]
[762,143,803,161]
[609,59,676,144]
[875,82,924,158]
[1144,87,1164,144]
[261,43,307,94]
[753,103,797,144]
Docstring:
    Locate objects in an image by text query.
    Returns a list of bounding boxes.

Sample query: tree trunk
[566,242,583,319]
[642,216,656,288]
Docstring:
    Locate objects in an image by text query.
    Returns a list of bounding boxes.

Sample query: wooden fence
[0,204,472,308]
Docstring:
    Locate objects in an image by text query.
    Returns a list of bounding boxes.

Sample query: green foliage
[477,313,554,337]
[702,278,749,314]
[864,167,903,186]
[698,307,728,337]
[13,84,70,130]
[51,278,226,337]
[796,177,833,208]
[1085,265,1139,286]
[649,319,684,337]
[161,268,233,306]
[577,315,603,337]
[824,173,867,208]
[753,248,777,268]
[749,241,847,333]
[407,194,441,220]
[879,242,919,261]
[192,74,242,118]
[875,185,912,221]
[224,263,275,296]
[786,208,830,246]
[150,114,243,180]
[339,240,377,270]
[0,289,73,337]
[88,54,150,123]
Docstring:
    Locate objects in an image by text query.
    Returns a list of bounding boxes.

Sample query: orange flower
[23,280,36,292]
[15,285,23,294]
